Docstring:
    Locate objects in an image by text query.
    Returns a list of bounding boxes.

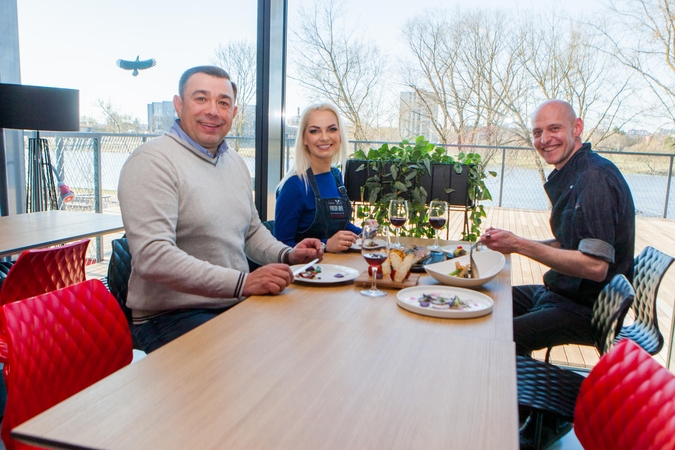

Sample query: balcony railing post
[498,147,506,207]
[93,134,103,261]
[665,155,673,219]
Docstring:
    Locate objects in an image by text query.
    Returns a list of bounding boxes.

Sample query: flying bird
[116,56,156,77]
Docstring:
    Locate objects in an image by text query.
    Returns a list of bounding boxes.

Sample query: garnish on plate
[298,265,322,279]
[417,293,470,309]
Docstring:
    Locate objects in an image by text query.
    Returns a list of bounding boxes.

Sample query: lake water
[58,150,675,219]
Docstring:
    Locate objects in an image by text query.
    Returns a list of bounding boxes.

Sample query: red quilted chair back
[574,339,675,450]
[1,279,133,450]
[0,238,90,305]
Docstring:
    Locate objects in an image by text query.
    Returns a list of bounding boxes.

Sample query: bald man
[480,100,635,356]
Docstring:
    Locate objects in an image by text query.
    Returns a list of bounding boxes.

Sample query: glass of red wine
[360,224,389,297]
[427,200,448,251]
[388,199,408,249]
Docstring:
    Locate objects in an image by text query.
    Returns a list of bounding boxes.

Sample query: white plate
[349,238,387,251]
[396,286,493,319]
[424,251,506,288]
[291,264,360,284]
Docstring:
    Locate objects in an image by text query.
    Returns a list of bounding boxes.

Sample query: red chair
[2,279,132,450]
[0,238,90,361]
[574,338,675,450]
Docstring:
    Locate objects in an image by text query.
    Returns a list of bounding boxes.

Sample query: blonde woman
[275,103,361,252]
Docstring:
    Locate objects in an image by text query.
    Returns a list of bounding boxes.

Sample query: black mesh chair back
[591,273,635,355]
[0,261,13,292]
[615,246,674,354]
[107,238,133,325]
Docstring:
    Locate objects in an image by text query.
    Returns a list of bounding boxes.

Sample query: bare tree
[400,9,519,149]
[290,0,388,141]
[212,39,257,144]
[598,0,675,128]
[504,12,635,148]
[94,99,144,133]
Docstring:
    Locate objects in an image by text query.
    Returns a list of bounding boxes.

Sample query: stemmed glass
[427,200,448,251]
[388,199,408,249]
[360,224,389,297]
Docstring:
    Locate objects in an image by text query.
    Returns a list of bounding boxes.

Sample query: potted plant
[345,136,495,242]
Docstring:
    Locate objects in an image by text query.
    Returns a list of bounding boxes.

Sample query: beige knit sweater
[118,133,290,321]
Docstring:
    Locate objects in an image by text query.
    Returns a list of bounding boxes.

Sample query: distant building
[399,91,438,142]
[147,101,177,133]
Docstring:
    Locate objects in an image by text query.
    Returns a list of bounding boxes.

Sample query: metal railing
[33,133,675,220]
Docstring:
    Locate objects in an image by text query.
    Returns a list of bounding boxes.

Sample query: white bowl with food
[423,250,506,287]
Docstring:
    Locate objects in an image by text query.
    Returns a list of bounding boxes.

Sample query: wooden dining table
[0,210,124,259]
[12,237,518,450]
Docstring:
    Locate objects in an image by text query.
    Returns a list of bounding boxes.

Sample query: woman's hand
[326,230,359,253]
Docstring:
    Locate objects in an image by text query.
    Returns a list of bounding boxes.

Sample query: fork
[469,242,480,279]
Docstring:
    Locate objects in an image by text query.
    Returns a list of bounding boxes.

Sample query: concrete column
[0,0,26,215]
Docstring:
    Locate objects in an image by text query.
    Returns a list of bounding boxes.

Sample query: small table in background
[0,210,124,260]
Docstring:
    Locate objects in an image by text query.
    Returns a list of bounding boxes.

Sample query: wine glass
[388,199,408,249]
[427,200,448,251]
[360,224,389,297]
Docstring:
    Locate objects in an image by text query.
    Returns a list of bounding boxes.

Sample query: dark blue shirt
[543,143,635,308]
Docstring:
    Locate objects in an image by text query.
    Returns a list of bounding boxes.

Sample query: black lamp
[0,83,80,213]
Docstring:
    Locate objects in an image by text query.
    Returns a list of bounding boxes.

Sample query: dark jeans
[132,307,231,353]
[513,285,595,355]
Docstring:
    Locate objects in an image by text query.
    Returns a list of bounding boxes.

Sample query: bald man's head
[532,100,577,127]
[531,99,584,170]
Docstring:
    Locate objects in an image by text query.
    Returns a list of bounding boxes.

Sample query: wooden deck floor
[86,207,675,371]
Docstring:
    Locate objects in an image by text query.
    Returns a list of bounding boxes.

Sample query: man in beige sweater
[118,66,322,352]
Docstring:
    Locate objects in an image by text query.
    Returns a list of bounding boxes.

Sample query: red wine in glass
[361,224,389,297]
[429,217,447,230]
[363,253,388,267]
[390,217,406,227]
[388,199,409,249]
[427,200,448,251]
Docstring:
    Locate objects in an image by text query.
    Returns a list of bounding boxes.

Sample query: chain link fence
[34,133,675,225]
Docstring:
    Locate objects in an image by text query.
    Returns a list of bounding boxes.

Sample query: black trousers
[513,285,595,355]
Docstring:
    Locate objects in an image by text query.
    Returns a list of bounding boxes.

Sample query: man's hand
[326,230,359,253]
[288,238,324,265]
[479,227,520,254]
[242,263,293,297]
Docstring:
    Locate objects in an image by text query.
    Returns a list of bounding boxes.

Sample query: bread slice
[389,251,404,272]
[381,256,391,278]
[394,253,415,283]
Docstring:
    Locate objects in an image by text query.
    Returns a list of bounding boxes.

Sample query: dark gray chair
[615,246,674,354]
[518,274,635,450]
[106,237,138,348]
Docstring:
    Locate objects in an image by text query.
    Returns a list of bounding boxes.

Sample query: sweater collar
[169,119,229,158]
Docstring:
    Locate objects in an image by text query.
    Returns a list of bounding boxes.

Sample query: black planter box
[344,159,471,207]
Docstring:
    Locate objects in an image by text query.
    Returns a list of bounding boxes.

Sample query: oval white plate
[291,264,360,284]
[424,251,506,288]
[396,285,493,319]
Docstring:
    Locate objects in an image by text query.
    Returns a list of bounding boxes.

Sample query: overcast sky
[17,0,605,123]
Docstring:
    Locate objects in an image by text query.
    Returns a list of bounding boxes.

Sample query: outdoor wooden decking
[86,207,675,370]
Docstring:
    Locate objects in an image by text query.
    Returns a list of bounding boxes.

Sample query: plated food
[441,244,469,259]
[291,264,360,284]
[424,250,506,288]
[396,286,493,318]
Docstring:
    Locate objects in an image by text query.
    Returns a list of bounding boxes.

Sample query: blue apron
[295,167,352,242]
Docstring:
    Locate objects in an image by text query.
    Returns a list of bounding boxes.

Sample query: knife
[293,258,320,276]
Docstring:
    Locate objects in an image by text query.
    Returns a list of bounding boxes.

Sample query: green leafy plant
[350,136,495,241]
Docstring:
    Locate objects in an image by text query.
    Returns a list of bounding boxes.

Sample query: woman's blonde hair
[278,103,349,192]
